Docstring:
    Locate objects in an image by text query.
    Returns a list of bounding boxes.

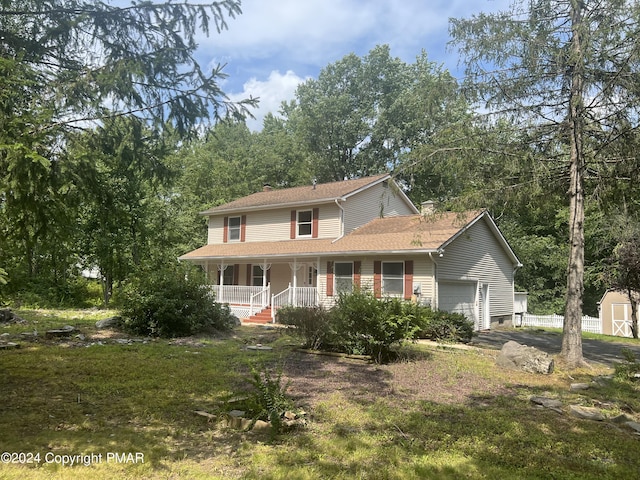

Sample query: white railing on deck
[209,285,267,306]
[519,313,602,334]
[271,284,319,321]
[249,285,270,316]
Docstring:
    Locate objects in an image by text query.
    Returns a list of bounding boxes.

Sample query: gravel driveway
[471,329,640,367]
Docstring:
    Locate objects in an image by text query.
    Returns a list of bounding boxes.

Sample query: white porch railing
[209,285,269,308]
[249,285,271,317]
[271,284,319,321]
[519,313,602,334]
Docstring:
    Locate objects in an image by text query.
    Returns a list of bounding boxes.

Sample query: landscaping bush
[331,291,421,363]
[278,305,332,350]
[121,263,236,337]
[278,293,474,362]
[415,307,474,343]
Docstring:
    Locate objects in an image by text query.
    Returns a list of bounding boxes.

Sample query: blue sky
[193,0,511,130]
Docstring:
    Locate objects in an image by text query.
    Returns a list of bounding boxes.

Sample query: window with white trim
[252,265,263,286]
[228,216,241,241]
[297,210,312,237]
[382,262,404,295]
[335,262,353,294]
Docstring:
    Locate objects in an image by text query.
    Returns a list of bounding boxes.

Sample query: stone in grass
[45,325,75,338]
[246,344,273,351]
[530,396,563,409]
[569,405,606,421]
[194,410,217,421]
[95,317,121,329]
[496,341,555,374]
[569,383,591,392]
[624,421,640,434]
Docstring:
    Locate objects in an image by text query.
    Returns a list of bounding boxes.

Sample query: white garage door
[438,281,478,330]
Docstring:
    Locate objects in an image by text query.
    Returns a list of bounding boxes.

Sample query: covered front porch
[204,258,320,322]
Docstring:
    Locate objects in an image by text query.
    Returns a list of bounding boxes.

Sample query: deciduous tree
[449,0,640,367]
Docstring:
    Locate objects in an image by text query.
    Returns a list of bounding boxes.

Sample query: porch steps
[243,307,273,325]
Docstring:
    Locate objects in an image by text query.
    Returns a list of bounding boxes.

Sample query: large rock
[95,317,121,329]
[569,405,605,421]
[496,340,555,374]
[0,308,25,324]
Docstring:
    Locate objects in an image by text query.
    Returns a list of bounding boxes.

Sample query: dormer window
[297,210,312,237]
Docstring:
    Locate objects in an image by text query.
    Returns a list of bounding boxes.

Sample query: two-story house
[179,174,522,330]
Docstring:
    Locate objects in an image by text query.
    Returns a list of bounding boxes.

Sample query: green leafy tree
[69,117,176,305]
[449,0,640,367]
[285,45,470,184]
[0,1,254,300]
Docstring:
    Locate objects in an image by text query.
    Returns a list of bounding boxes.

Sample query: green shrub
[120,264,236,337]
[278,305,332,350]
[279,293,473,362]
[415,307,474,343]
[331,291,421,363]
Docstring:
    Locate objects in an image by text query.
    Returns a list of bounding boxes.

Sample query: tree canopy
[448,0,640,367]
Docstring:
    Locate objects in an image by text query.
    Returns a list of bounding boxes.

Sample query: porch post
[292,258,298,305]
[316,256,321,305]
[262,260,268,288]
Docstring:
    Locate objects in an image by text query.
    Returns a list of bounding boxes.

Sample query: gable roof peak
[200,173,394,215]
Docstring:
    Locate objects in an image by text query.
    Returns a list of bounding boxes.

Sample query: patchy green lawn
[1,309,639,479]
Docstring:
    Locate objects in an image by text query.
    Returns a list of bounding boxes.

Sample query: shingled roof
[179,211,487,261]
[200,174,391,215]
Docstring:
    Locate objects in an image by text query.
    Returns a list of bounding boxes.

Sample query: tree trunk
[560,0,587,368]
[102,272,113,307]
[629,290,639,339]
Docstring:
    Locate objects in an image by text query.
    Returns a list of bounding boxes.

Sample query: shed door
[438,281,478,330]
[612,304,633,338]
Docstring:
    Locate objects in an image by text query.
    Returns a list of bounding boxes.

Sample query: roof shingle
[200,174,390,215]
[179,211,484,260]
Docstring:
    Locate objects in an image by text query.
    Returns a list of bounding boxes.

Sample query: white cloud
[228,70,307,131]
[197,0,514,129]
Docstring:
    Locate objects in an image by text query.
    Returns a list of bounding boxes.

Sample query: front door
[297,263,317,287]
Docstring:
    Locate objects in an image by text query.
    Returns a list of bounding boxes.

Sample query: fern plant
[246,363,293,434]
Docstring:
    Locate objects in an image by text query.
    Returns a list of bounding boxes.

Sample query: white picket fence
[519,313,602,334]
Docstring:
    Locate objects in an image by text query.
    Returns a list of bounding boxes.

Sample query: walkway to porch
[209,284,319,322]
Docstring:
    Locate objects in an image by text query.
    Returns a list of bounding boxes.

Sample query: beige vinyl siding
[343,182,415,234]
[436,217,515,318]
[206,204,342,244]
[318,202,341,238]
[246,208,292,242]
[208,216,224,244]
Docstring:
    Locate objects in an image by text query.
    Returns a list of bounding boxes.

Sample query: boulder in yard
[530,396,563,409]
[496,340,555,374]
[95,317,121,329]
[569,405,605,421]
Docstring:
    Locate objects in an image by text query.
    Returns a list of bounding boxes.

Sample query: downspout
[332,199,345,243]
[428,250,443,309]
